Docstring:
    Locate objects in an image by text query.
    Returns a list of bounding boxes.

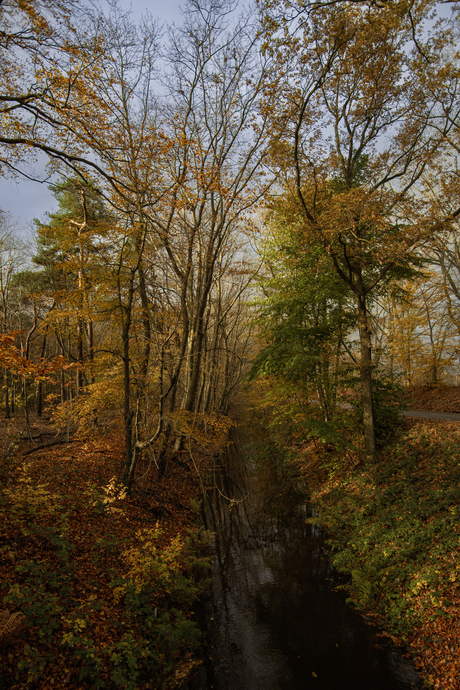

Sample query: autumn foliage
[0,418,215,689]
[3,0,460,688]
[270,393,460,690]
[0,332,65,380]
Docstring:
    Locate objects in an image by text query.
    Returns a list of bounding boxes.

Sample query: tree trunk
[122,300,134,479]
[138,264,151,384]
[86,321,95,385]
[4,369,10,419]
[356,288,376,459]
[59,339,66,404]
[36,331,48,417]
[76,318,84,394]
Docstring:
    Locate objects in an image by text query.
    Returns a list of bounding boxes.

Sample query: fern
[348,570,373,607]
[0,609,26,647]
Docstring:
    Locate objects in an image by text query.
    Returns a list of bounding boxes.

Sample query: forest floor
[2,387,460,690]
[296,385,460,690]
[403,384,460,413]
[0,412,213,690]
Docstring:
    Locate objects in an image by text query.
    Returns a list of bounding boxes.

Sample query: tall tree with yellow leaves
[258,0,458,457]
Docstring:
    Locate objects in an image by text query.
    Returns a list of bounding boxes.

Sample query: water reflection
[200,432,421,690]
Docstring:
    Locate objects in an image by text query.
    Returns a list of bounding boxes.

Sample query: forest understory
[0,412,214,690]
[292,386,460,690]
[2,386,460,689]
[4,1,460,688]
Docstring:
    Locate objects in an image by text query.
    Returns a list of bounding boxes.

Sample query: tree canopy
[1,0,460,459]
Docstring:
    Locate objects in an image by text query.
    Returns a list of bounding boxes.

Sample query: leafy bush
[1,474,209,689]
[3,462,61,536]
[316,426,460,637]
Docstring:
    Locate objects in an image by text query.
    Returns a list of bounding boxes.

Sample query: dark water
[196,432,422,690]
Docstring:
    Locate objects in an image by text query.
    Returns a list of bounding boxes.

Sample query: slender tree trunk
[356,287,376,459]
[183,330,205,411]
[4,369,10,419]
[122,295,134,480]
[181,283,213,414]
[218,328,231,413]
[76,318,84,394]
[138,264,151,383]
[36,332,48,417]
[173,323,205,452]
[86,321,95,385]
[316,374,329,422]
[23,315,37,441]
[201,306,220,414]
[123,355,134,476]
[59,339,66,403]
[164,284,191,457]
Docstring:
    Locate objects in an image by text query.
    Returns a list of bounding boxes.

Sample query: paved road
[403,409,460,421]
[318,399,460,421]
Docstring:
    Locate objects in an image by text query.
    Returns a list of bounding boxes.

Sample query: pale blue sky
[1,0,453,236]
[0,0,183,235]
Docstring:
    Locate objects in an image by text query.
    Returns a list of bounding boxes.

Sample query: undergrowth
[0,438,212,690]
[316,426,460,633]
[308,423,460,688]
[245,379,460,689]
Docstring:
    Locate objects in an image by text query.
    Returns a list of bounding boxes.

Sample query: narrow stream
[197,430,422,690]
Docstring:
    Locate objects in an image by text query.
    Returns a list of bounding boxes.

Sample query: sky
[1,0,454,237]
[0,0,184,237]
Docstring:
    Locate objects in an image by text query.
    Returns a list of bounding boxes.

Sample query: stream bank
[192,429,422,690]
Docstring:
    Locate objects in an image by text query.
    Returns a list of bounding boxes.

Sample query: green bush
[2,502,208,688]
[317,427,460,637]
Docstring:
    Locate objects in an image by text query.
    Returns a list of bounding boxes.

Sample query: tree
[154,0,270,413]
[0,0,164,216]
[372,273,457,386]
[258,0,457,457]
[123,0,273,480]
[250,195,355,428]
[32,178,113,396]
[2,0,272,485]
[0,212,29,416]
